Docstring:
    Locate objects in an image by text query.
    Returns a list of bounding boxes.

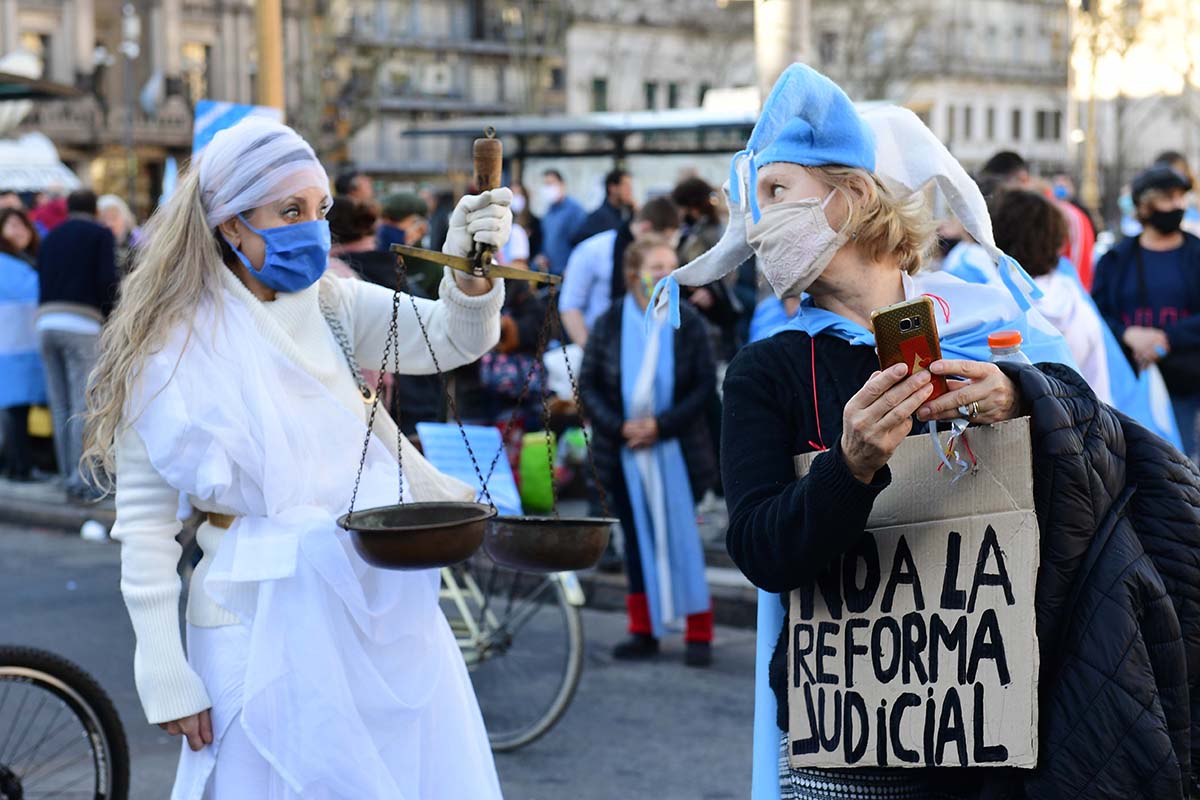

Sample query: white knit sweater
[111,266,503,724]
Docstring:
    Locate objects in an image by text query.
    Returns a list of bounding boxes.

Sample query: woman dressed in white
[83,119,509,798]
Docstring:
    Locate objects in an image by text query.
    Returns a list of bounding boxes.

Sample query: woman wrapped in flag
[649,64,1200,800]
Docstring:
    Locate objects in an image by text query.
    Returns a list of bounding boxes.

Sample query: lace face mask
[745,190,848,298]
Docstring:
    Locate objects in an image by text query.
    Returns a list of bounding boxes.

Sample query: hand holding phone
[870,296,949,401]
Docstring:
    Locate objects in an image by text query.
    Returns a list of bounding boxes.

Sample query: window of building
[818,31,838,67]
[591,77,608,112]
[667,82,680,109]
[1013,24,1024,62]
[963,105,973,141]
[985,25,998,53]
[698,82,711,106]
[549,66,564,91]
[644,81,657,110]
[986,106,996,140]
[1036,109,1064,141]
[947,104,957,143]
[1011,108,1023,141]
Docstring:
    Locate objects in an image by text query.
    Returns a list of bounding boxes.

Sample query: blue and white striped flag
[192,100,283,157]
[0,254,46,408]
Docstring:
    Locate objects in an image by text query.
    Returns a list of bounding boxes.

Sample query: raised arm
[721,348,891,593]
[348,271,504,375]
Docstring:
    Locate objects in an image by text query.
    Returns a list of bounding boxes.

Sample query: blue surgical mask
[227,214,331,293]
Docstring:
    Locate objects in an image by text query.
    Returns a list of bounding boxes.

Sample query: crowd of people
[1,189,122,499]
[2,56,1199,796]
[4,132,1200,658]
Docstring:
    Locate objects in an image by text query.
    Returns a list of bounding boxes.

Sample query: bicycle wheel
[444,563,584,752]
[0,646,130,800]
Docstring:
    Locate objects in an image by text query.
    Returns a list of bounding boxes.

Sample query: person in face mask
[649,64,1199,800]
[578,236,717,666]
[81,117,509,797]
[537,168,586,275]
[375,190,429,253]
[1093,163,1200,460]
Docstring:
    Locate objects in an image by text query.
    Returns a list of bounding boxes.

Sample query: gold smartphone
[870,296,949,401]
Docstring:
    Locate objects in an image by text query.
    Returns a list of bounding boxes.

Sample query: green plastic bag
[518,430,557,512]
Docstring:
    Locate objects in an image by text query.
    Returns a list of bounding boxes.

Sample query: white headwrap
[196,117,330,228]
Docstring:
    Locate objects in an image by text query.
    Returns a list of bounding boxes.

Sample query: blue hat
[731,64,876,222]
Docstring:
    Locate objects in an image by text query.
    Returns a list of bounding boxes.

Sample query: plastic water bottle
[988,331,1033,365]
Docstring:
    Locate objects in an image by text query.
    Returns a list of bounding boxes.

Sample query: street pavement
[1,523,754,799]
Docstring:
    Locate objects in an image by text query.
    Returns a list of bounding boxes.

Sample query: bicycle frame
[441,566,585,667]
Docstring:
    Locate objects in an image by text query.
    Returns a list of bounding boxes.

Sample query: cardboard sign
[787,417,1038,770]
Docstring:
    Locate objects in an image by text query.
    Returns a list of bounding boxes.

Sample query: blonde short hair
[808,165,936,275]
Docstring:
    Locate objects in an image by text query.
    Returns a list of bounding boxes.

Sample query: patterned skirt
[778,735,968,800]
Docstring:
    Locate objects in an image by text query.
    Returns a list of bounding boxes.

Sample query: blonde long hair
[82,167,226,490]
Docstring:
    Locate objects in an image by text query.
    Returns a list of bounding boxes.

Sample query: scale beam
[389,243,562,285]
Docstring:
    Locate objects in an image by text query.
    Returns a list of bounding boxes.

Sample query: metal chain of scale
[338,283,406,522]
[336,255,614,524]
[393,257,497,508]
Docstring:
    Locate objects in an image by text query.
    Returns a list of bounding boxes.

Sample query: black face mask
[1147,208,1185,234]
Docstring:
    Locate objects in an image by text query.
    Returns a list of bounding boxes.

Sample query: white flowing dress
[124,275,503,799]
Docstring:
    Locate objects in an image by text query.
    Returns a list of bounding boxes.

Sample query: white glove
[443,188,513,259]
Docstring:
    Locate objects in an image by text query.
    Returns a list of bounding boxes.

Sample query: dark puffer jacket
[578,300,718,504]
[722,330,1200,798]
[998,362,1200,799]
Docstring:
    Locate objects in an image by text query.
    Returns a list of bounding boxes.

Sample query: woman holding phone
[650,65,1200,800]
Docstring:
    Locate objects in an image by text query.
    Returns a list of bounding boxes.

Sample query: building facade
[338,0,568,179]
[563,0,755,116]
[3,0,330,214]
[808,0,1071,174]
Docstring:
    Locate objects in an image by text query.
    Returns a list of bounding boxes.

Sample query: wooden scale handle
[473,127,502,192]
[472,127,503,268]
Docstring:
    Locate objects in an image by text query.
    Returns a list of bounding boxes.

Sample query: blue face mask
[227,214,331,293]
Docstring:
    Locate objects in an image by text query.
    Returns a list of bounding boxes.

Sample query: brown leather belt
[206,513,237,530]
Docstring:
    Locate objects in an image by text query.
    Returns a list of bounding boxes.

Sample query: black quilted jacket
[722,331,1200,799]
[1000,362,1200,800]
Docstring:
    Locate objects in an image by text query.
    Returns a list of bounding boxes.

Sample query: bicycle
[441,557,585,752]
[177,525,585,752]
[0,645,130,800]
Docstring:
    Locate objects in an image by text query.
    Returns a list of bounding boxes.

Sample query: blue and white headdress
[650,64,1042,325]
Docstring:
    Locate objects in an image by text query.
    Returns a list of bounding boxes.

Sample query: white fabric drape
[130,287,501,799]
